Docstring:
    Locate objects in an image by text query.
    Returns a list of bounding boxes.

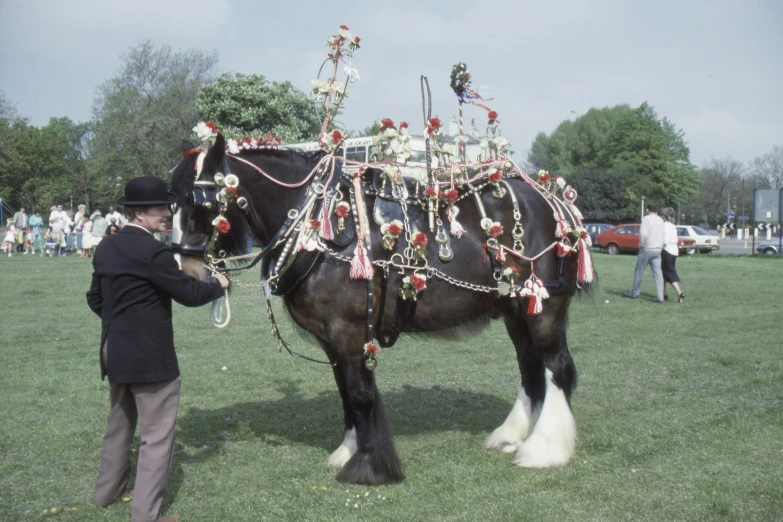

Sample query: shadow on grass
[176,381,510,463]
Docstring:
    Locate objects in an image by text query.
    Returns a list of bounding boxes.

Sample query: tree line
[1,41,781,226]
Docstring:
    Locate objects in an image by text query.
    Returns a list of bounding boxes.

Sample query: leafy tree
[569,170,627,222]
[88,41,219,207]
[529,102,699,220]
[197,73,322,144]
[749,145,783,189]
[0,117,87,213]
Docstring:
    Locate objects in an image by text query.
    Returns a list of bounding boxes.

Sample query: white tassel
[449,205,465,238]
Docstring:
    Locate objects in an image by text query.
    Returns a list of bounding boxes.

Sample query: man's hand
[213,273,230,289]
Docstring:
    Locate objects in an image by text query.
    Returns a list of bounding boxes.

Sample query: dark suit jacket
[86,225,224,384]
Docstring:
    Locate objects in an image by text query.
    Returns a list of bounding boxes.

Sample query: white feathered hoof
[512,371,576,468]
[484,386,534,454]
[327,428,357,468]
[484,427,521,454]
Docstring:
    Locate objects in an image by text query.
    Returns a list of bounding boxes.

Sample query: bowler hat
[117,176,178,206]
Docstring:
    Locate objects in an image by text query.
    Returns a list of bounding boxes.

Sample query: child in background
[24,232,34,255]
[44,229,57,257]
[107,217,120,236]
[3,224,17,256]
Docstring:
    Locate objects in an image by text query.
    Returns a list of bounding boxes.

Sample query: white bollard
[767,228,772,240]
[737,228,743,240]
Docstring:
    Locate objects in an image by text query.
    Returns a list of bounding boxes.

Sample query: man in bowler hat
[87,176,229,522]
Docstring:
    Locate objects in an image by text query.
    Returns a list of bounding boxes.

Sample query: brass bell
[503,161,513,171]
[214,172,225,186]
[364,357,377,371]
[236,196,249,210]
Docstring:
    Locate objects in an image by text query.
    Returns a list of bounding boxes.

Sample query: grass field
[1,251,781,521]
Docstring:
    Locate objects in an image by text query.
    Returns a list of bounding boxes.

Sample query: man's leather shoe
[623,291,637,298]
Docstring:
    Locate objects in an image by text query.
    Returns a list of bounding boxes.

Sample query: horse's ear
[181,139,195,152]
[205,133,226,168]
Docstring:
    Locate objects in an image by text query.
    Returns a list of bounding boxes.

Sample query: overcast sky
[1,0,781,167]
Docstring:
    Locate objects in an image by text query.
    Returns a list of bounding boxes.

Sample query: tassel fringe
[578,239,594,283]
[350,240,374,279]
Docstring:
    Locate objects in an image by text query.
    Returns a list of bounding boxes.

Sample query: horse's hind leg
[484,310,544,454]
[512,296,577,468]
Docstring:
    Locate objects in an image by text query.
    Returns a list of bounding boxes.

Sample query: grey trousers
[94,344,181,522]
[630,247,664,301]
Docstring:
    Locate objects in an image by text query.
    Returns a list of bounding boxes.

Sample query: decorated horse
[169,26,594,485]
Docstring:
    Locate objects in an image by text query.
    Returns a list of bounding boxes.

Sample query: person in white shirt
[661,207,684,303]
[624,203,665,302]
[49,204,67,256]
[105,206,125,228]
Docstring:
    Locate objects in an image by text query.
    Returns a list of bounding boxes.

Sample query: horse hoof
[327,445,353,468]
[511,432,574,468]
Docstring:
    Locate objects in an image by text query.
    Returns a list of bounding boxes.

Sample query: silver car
[756,240,781,255]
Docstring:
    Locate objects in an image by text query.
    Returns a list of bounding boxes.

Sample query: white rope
[210,289,231,328]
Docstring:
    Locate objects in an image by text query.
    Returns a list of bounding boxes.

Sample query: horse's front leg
[327,333,404,485]
[325,356,358,468]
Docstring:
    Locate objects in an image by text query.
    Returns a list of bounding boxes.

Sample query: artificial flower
[412,232,428,247]
[335,201,350,218]
[379,118,396,131]
[488,111,499,123]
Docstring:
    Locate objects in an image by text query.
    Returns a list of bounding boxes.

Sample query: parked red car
[595,224,696,255]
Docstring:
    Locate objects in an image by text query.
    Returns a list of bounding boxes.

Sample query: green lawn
[1,252,781,521]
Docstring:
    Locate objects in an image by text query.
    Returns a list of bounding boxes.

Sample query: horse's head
[170,134,253,280]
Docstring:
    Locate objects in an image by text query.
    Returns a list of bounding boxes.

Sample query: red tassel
[526,294,539,315]
[578,239,594,283]
[495,248,506,263]
[319,202,334,240]
[350,240,374,280]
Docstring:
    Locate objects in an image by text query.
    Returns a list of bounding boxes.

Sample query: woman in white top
[661,207,684,303]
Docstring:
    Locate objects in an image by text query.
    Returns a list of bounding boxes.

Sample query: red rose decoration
[352,36,361,47]
[340,24,349,30]
[399,121,409,129]
[206,121,216,131]
[379,118,396,131]
[310,219,321,228]
[424,187,437,197]
[438,190,447,199]
[243,137,251,144]
[335,206,349,218]
[538,173,551,183]
[226,186,238,197]
[488,111,499,123]
[426,117,442,136]
[412,232,428,248]
[447,189,458,201]
[411,275,426,291]
[580,229,588,238]
[388,223,403,235]
[216,219,231,234]
[490,225,503,238]
[331,130,343,143]
[488,171,502,183]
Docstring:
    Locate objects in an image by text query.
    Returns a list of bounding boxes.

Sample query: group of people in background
[2,204,130,258]
[624,203,685,303]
